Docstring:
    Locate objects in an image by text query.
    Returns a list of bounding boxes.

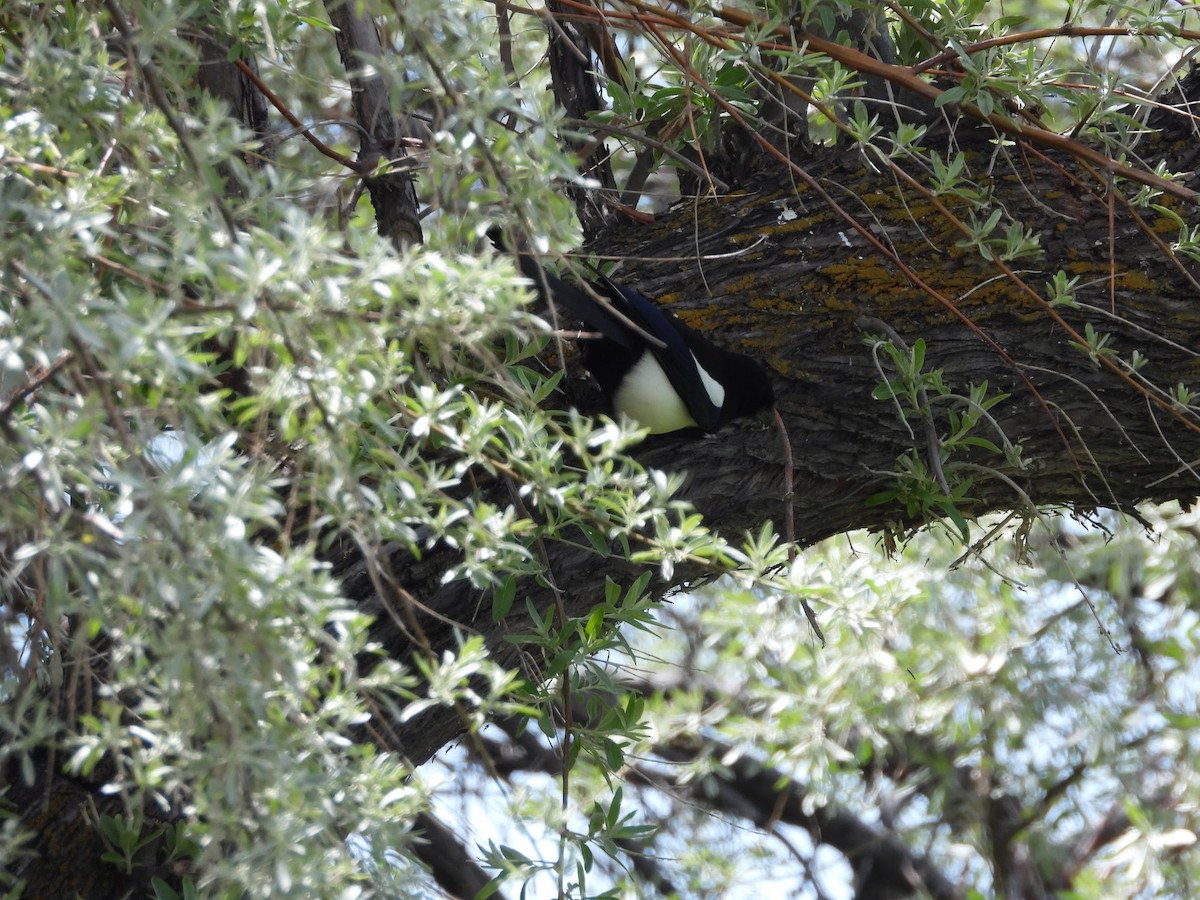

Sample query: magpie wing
[595,275,726,432]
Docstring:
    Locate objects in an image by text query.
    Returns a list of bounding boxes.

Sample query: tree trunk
[12,12,1200,890]
[355,81,1200,764]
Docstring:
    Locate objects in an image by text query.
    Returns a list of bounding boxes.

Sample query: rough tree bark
[9,6,1200,893]
[545,0,620,236]
[357,74,1200,767]
[353,83,1200,890]
[324,0,423,249]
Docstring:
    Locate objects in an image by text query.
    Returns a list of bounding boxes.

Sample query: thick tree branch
[472,717,959,898]
[546,0,618,235]
[411,811,507,900]
[188,31,275,177]
[324,0,423,249]
[357,94,1200,760]
[638,738,961,898]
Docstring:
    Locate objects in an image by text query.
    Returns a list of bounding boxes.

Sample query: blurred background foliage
[1,0,1198,897]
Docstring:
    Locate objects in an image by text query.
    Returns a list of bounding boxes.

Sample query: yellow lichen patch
[1149,214,1183,235]
[757,214,834,237]
[1060,263,1162,299]
[748,292,809,315]
[1114,269,1157,293]
[719,274,762,297]
[856,190,894,208]
[818,257,899,292]
[897,202,940,221]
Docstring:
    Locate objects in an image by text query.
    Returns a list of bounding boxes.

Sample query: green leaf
[935,85,965,108]
[911,338,926,372]
[603,738,625,771]
[623,571,652,607]
[942,501,971,542]
[290,13,335,30]
[532,368,564,404]
[580,524,610,556]
[491,576,516,622]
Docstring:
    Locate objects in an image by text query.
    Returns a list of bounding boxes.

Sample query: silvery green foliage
[3,1,1199,897]
[0,1,630,895]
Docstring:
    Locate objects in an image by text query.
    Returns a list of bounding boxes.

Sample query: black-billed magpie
[496,233,775,435]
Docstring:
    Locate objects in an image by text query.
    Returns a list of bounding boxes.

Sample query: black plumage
[496,233,775,435]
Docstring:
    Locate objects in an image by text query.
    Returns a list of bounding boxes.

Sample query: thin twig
[775,407,823,644]
[232,58,367,173]
[0,351,74,421]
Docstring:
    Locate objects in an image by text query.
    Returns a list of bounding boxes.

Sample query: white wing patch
[691,352,726,409]
[613,353,698,434]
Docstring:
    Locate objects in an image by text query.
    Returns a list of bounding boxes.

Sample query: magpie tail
[489,228,635,348]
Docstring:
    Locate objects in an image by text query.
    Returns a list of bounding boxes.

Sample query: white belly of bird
[613,353,702,434]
